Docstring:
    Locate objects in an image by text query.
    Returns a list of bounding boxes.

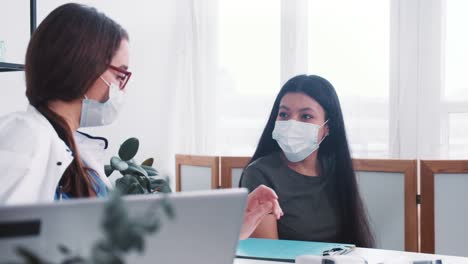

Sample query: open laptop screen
[0,189,247,264]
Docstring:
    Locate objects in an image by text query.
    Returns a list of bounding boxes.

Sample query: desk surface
[234,247,468,264]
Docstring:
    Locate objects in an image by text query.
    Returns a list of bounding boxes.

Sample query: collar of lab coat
[29,105,113,190]
[27,104,55,127]
[28,105,113,189]
[74,131,113,189]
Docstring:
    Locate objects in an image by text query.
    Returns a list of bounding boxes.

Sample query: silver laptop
[0,188,247,263]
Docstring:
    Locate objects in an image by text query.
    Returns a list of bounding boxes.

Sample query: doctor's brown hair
[25,3,128,197]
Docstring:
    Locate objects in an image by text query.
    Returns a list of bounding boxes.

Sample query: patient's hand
[239,185,283,240]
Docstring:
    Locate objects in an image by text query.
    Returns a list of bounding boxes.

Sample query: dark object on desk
[323,247,354,256]
[0,62,25,72]
[0,220,40,238]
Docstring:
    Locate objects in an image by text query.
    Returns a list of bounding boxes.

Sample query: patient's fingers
[272,199,283,219]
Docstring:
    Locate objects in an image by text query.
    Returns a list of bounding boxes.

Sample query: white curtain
[168,0,218,156]
[390,0,444,159]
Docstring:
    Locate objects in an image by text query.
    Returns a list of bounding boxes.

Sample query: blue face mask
[272,119,328,162]
[80,77,125,127]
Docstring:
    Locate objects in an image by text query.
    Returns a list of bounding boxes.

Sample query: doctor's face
[86,39,130,103]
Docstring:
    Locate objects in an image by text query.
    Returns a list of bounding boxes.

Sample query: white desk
[234,247,468,264]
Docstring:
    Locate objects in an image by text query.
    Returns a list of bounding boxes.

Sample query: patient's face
[277,92,329,136]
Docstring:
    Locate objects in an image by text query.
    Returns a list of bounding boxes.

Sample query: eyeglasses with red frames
[108,64,132,90]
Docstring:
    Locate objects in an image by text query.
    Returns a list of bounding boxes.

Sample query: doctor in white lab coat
[0,3,281,240]
[0,3,129,205]
[0,105,113,204]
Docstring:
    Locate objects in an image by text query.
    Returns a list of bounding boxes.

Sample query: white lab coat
[0,105,112,205]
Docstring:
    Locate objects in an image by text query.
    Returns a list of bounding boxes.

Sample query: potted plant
[14,138,173,264]
[105,137,171,194]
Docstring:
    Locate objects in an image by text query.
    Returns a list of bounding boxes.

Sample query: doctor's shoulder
[0,108,58,156]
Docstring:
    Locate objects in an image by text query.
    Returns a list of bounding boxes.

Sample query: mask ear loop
[100,76,111,87]
[82,76,110,101]
[318,119,330,144]
[320,119,329,128]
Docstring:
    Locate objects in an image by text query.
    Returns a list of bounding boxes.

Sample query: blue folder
[236,238,355,262]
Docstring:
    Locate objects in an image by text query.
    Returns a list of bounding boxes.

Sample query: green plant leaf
[110,156,129,171]
[141,165,158,176]
[141,158,154,167]
[149,178,171,194]
[163,197,175,219]
[104,165,114,177]
[159,184,172,194]
[61,256,87,264]
[91,240,122,264]
[122,163,148,177]
[118,137,139,161]
[132,232,145,253]
[140,218,161,234]
[115,175,140,194]
[58,244,71,255]
[134,175,151,193]
[128,182,145,195]
[15,246,47,263]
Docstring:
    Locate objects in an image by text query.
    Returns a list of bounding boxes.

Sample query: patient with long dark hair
[240,75,375,247]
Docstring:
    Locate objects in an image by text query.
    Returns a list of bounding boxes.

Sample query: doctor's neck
[48,99,82,132]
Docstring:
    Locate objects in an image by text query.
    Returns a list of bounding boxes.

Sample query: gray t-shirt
[240,152,340,242]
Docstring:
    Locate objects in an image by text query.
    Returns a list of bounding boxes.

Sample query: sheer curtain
[168,0,218,156]
[307,0,390,158]
[213,0,280,156]
[442,0,468,159]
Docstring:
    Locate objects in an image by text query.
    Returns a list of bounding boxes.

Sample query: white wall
[0,1,30,115]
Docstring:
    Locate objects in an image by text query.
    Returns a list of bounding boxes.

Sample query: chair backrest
[175,154,219,192]
[220,156,251,188]
[176,155,418,252]
[420,160,468,256]
[353,159,418,252]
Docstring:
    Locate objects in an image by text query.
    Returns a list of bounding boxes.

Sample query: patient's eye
[278,112,289,119]
[302,114,313,120]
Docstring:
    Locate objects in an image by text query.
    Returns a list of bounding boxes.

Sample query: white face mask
[80,77,125,127]
[272,119,328,163]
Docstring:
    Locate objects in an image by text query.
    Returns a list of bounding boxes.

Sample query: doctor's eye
[301,114,313,120]
[116,74,126,81]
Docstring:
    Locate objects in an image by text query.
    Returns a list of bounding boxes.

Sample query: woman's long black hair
[242,75,375,247]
